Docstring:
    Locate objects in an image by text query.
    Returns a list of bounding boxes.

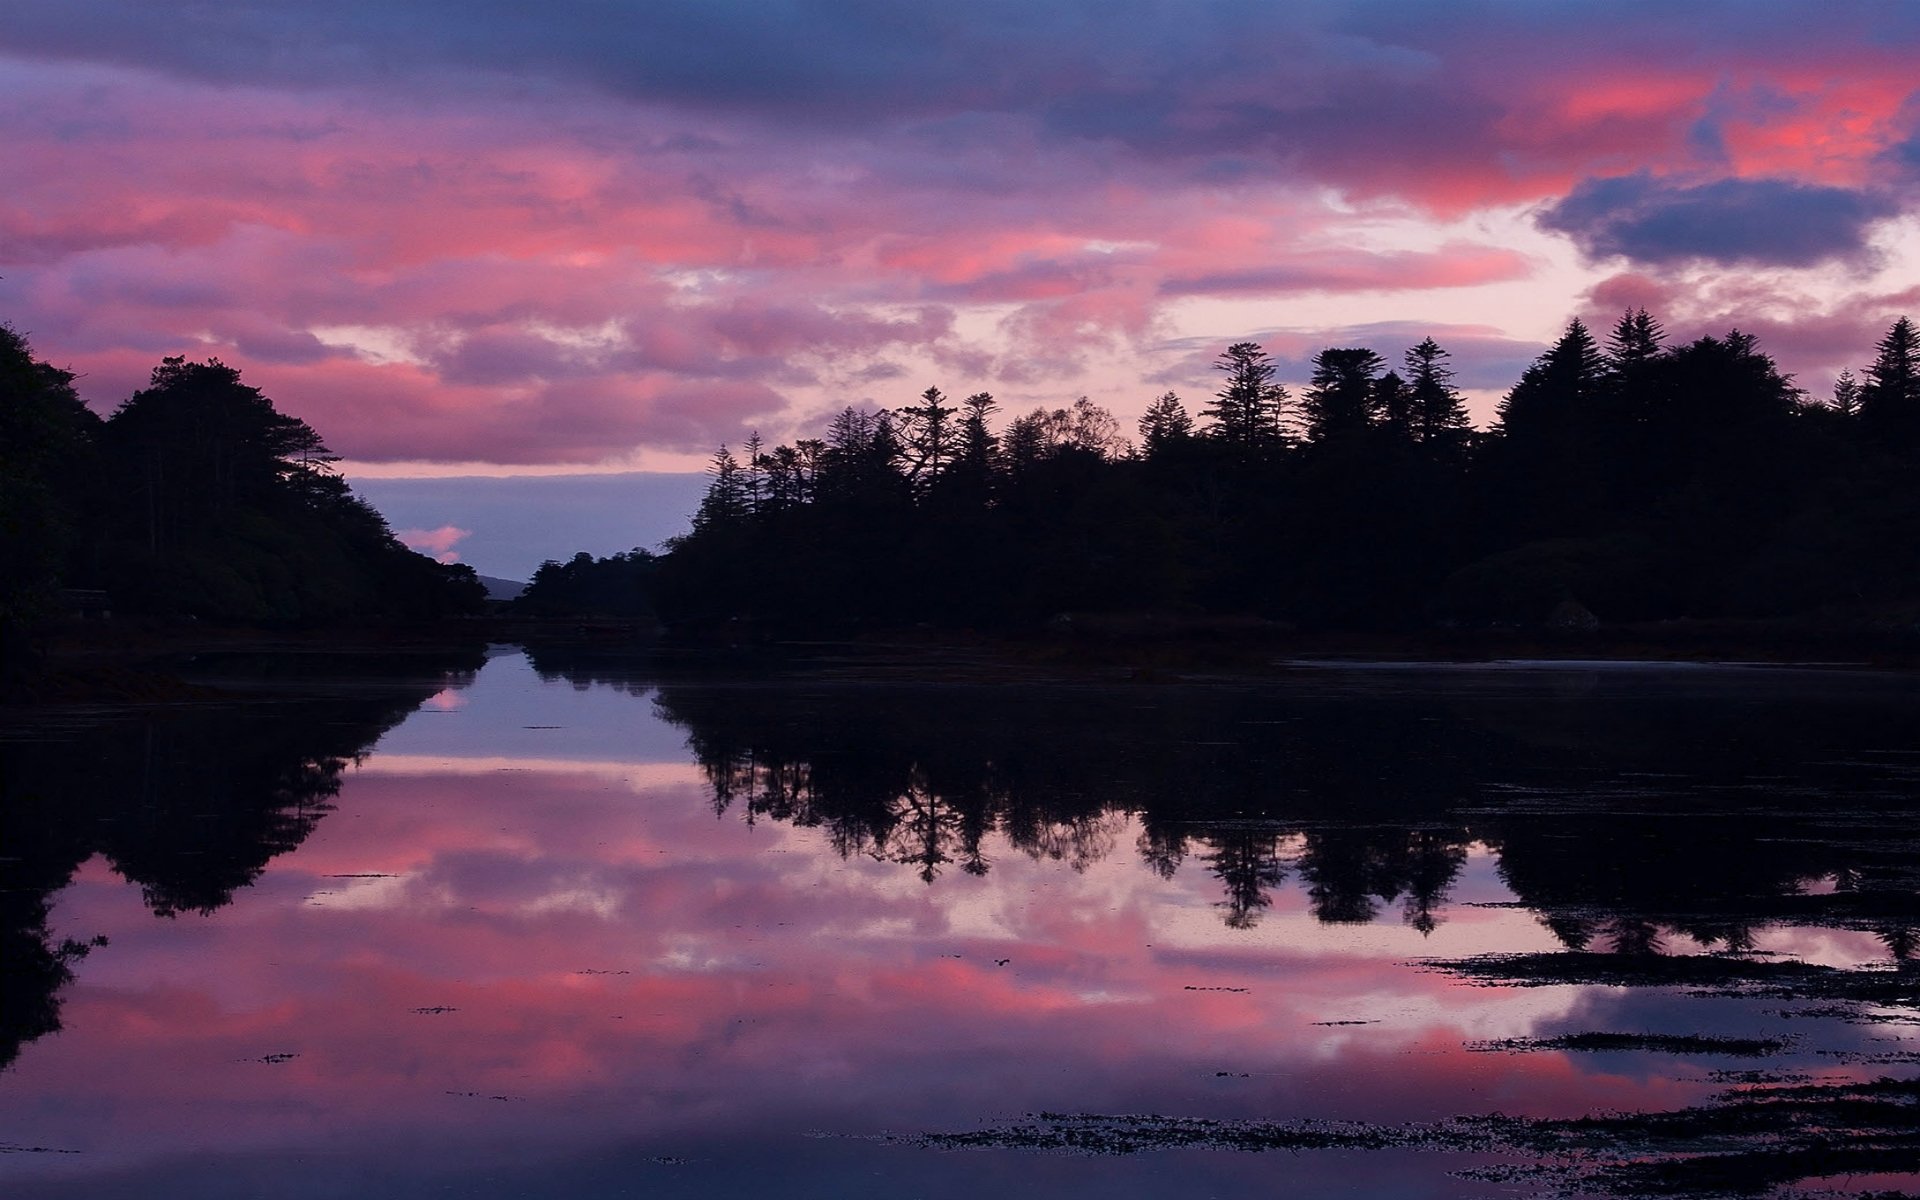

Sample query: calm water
[5,649,1920,1197]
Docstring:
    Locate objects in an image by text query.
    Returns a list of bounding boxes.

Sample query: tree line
[534,310,1920,631]
[0,325,485,629]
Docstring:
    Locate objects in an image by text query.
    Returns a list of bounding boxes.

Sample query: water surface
[4,651,1919,1197]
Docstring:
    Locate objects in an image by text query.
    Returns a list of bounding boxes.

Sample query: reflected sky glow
[4,652,1915,1198]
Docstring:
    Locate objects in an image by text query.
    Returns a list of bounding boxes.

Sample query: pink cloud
[5,8,1920,465]
[395,525,471,563]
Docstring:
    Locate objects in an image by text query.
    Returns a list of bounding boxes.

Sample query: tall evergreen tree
[1302,347,1384,444]
[944,392,1001,504]
[1861,316,1920,447]
[1137,391,1194,456]
[1831,368,1862,418]
[692,445,749,531]
[1202,342,1286,454]
[895,386,959,490]
[1496,319,1606,440]
[1403,338,1471,450]
[818,407,905,505]
[1488,319,1610,537]
[1605,308,1665,371]
[741,431,766,514]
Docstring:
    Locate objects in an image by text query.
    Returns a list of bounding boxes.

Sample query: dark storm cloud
[1540,174,1898,267]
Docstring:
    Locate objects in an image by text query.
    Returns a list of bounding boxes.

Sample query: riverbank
[9,609,1917,707]
[1,616,502,706]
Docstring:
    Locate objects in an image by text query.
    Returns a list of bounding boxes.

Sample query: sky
[9,1,1920,574]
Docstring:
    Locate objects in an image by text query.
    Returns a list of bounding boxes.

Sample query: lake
[4,647,1920,1197]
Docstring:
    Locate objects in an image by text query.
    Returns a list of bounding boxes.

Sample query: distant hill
[478,575,526,602]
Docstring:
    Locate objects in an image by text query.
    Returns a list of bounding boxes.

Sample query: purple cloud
[1540,173,1898,267]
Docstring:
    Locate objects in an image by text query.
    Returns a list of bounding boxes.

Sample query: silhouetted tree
[1831,368,1862,418]
[1202,342,1286,455]
[1138,391,1195,456]
[1490,319,1610,536]
[1302,347,1384,444]
[72,355,483,622]
[512,548,659,618]
[0,326,99,621]
[1605,307,1665,371]
[1373,369,1414,440]
[944,392,1001,504]
[896,386,959,491]
[1404,338,1471,452]
[741,431,766,513]
[693,444,749,531]
[1861,316,1920,447]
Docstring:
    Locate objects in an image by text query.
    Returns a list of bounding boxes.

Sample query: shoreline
[8,611,1917,709]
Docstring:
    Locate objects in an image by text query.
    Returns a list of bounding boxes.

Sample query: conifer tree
[1861,316,1920,446]
[1496,318,1606,440]
[1373,370,1414,440]
[1302,347,1385,443]
[1138,391,1194,456]
[1831,369,1862,417]
[1202,342,1286,453]
[895,386,959,490]
[693,445,749,530]
[1403,338,1471,449]
[1605,308,1665,370]
[944,391,1000,504]
[741,431,766,514]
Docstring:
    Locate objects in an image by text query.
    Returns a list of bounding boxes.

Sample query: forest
[0,325,485,633]
[529,311,1920,634]
[9,310,1920,640]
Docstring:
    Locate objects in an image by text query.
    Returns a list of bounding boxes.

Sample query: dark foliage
[0,333,485,626]
[511,548,660,618]
[639,311,1920,633]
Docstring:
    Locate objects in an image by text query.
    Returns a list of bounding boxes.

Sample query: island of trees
[0,325,485,642]
[524,311,1920,637]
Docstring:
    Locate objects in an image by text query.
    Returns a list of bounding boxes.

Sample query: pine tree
[1202,342,1286,453]
[1403,337,1471,449]
[1831,368,1862,417]
[692,445,749,530]
[1489,319,1610,536]
[1302,347,1384,443]
[1137,391,1194,456]
[1861,316,1920,447]
[944,391,1000,504]
[1605,308,1665,371]
[895,386,959,490]
[741,431,766,514]
[1496,319,1606,440]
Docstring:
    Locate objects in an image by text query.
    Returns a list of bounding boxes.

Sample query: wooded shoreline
[9,610,1920,709]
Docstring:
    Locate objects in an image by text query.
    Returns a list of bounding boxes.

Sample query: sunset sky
[10,2,1920,573]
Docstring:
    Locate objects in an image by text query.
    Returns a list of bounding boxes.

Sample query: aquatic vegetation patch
[1427,951,1920,1008]
[915,1079,1920,1196]
[912,1111,1453,1154]
[1469,1031,1790,1056]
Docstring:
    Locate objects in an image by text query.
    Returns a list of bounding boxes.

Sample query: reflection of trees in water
[653,681,1478,931]
[0,652,480,1072]
[650,673,1920,950]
